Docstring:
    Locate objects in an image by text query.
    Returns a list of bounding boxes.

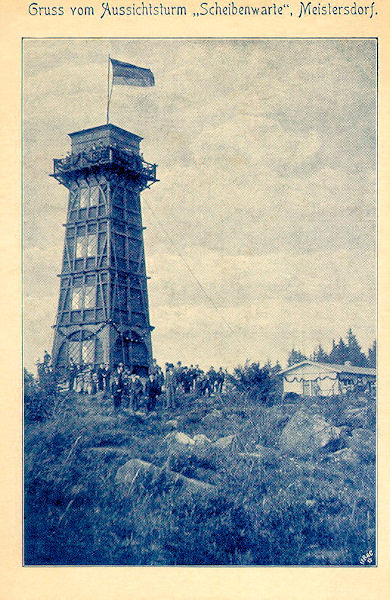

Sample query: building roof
[278,360,376,377]
[68,123,143,142]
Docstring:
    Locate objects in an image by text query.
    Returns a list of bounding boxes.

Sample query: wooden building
[279,360,376,397]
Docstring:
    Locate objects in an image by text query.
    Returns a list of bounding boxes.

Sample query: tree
[346,328,368,367]
[24,361,58,422]
[328,337,349,364]
[310,344,329,363]
[367,340,377,368]
[287,348,307,367]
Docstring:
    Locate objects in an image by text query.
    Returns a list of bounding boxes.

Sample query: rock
[201,409,224,427]
[115,458,218,498]
[165,431,195,446]
[213,435,236,450]
[280,410,342,456]
[347,428,375,462]
[193,434,212,446]
[339,425,352,437]
[342,407,367,428]
[165,419,179,430]
[331,447,360,466]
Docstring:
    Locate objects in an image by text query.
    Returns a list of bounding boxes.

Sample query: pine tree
[329,337,349,364]
[346,328,368,366]
[287,348,307,366]
[311,344,329,363]
[367,340,377,367]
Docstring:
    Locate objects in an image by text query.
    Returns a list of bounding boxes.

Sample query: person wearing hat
[110,363,124,412]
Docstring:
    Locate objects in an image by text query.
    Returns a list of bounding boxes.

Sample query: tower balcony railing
[53,145,157,183]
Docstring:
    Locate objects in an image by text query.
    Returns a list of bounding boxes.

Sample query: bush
[24,367,58,422]
[227,362,280,405]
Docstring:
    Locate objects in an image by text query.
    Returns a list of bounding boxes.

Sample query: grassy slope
[24,388,376,566]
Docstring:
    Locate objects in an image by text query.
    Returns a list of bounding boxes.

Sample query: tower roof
[69,124,143,155]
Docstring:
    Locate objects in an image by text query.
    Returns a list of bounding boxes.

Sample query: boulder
[280,410,343,456]
[212,435,236,450]
[342,407,368,428]
[193,434,212,447]
[330,447,360,466]
[165,419,179,431]
[347,428,375,462]
[115,458,218,498]
[165,431,195,446]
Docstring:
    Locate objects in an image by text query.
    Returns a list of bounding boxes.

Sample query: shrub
[24,367,58,422]
[227,361,280,405]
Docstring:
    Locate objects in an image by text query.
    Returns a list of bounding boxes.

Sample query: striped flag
[111,59,155,87]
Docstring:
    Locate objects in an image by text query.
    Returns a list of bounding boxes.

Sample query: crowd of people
[102,361,226,414]
[38,353,227,414]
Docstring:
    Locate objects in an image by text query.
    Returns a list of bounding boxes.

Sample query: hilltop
[24,386,375,565]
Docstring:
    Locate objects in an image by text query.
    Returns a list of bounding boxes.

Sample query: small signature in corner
[360,549,374,565]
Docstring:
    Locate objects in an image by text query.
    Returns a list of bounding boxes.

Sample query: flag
[111,59,155,87]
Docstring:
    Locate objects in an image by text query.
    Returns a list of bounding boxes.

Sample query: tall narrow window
[82,339,95,363]
[89,186,99,207]
[84,285,96,309]
[71,287,83,310]
[86,233,97,257]
[76,236,85,259]
[79,187,89,208]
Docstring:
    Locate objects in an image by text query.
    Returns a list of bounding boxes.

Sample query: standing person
[145,373,160,412]
[193,365,201,391]
[155,364,164,390]
[181,366,192,394]
[97,363,105,392]
[122,367,131,408]
[165,364,177,409]
[68,358,78,392]
[196,370,206,396]
[216,367,225,393]
[129,372,144,412]
[206,366,217,395]
[175,361,183,388]
[102,364,110,395]
[91,368,99,395]
[110,363,124,413]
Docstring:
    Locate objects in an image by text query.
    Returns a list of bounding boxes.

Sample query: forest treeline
[288,329,376,368]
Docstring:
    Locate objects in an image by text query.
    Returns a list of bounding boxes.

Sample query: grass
[24,386,376,565]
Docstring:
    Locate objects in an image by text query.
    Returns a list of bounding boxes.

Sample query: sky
[23,38,377,373]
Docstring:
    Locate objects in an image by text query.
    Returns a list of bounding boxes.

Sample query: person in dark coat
[145,374,160,412]
[206,366,217,394]
[165,364,177,409]
[122,367,131,408]
[129,373,144,412]
[97,364,105,392]
[181,367,192,394]
[216,367,225,393]
[110,363,124,412]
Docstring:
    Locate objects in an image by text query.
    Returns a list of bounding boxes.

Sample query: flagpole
[106,55,111,124]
